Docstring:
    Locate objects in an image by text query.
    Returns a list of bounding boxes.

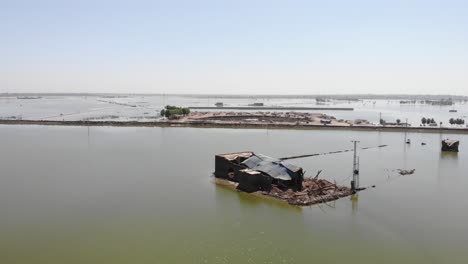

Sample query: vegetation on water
[160,105,190,119]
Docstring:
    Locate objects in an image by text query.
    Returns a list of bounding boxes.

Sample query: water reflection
[213,178,302,212]
[438,151,460,182]
[440,151,459,160]
[351,194,359,214]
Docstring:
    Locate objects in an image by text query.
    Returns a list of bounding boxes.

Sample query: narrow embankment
[1,119,468,134]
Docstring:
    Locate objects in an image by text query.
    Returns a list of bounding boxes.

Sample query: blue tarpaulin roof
[242,154,301,181]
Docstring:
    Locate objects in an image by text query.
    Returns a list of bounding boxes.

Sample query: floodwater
[0,125,467,263]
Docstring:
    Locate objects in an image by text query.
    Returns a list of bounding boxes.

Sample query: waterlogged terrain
[1,95,468,127]
[1,125,467,263]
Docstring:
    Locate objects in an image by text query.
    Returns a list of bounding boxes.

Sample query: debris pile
[180,111,364,127]
[261,177,352,206]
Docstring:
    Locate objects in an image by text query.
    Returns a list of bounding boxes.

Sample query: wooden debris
[261,177,352,206]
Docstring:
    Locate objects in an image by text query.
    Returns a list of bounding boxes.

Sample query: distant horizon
[3,92,468,100]
[2,1,467,95]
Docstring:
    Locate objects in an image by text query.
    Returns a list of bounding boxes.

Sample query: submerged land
[2,110,468,134]
[1,93,468,134]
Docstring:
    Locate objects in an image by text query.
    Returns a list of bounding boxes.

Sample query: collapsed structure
[442,139,460,152]
[215,152,304,193]
[214,152,352,206]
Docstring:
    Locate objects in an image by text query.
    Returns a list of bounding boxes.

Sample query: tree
[161,105,190,119]
[449,118,454,125]
[454,118,465,125]
[181,108,190,115]
[380,119,386,125]
[421,117,427,125]
[396,119,401,125]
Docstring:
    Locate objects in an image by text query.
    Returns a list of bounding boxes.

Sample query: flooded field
[1,125,467,263]
[1,95,467,127]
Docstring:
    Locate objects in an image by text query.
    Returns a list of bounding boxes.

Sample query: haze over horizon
[2,0,467,95]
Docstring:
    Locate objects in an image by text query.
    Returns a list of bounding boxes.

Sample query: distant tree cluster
[423,99,453,106]
[421,117,436,125]
[160,105,190,119]
[449,118,465,125]
[399,100,416,104]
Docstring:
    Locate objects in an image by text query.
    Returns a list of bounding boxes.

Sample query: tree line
[421,117,436,125]
[449,118,465,125]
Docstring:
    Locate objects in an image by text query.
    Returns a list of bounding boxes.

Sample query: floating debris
[397,169,416,175]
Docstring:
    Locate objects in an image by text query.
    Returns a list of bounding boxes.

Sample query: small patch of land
[188,106,354,111]
[177,111,367,126]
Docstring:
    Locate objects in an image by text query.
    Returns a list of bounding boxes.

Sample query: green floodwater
[0,125,467,264]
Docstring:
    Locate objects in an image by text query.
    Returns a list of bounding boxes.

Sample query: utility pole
[404,118,408,143]
[351,140,360,193]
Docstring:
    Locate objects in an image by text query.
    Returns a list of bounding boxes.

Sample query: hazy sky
[2,0,467,95]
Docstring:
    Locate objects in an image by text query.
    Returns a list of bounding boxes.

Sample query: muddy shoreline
[2,119,468,134]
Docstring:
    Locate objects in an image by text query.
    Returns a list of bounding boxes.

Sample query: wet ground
[1,95,467,127]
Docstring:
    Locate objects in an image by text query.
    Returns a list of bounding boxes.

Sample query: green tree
[181,108,190,115]
[449,118,454,125]
[396,119,401,125]
[161,105,190,119]
[421,117,427,125]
